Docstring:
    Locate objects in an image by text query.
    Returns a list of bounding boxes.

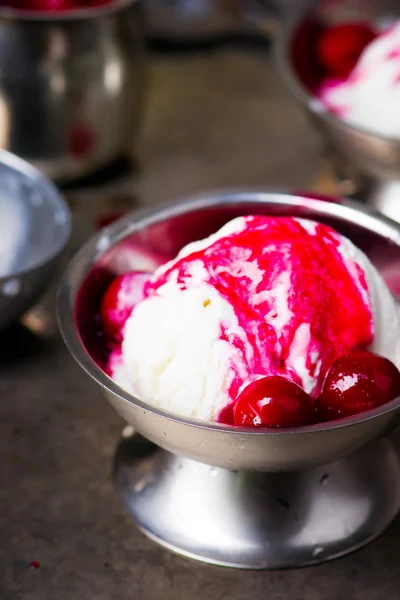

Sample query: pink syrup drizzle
[139,216,373,421]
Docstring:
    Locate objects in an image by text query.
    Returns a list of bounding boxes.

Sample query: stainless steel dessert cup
[58,191,400,568]
[0,149,70,330]
[0,0,145,183]
[276,0,400,220]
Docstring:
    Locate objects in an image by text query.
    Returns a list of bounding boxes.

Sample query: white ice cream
[110,217,400,422]
[339,234,400,366]
[319,22,400,138]
[112,217,248,421]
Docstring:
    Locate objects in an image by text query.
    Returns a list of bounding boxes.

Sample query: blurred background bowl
[0,0,145,184]
[0,149,70,331]
[276,0,400,207]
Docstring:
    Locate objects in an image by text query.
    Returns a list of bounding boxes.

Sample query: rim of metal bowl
[58,189,400,436]
[0,149,71,282]
[274,9,400,148]
[0,0,138,22]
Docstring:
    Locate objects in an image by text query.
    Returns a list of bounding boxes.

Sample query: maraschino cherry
[233,376,317,428]
[317,23,376,78]
[100,271,150,341]
[319,351,400,420]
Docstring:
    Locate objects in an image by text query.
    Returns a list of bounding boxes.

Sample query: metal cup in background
[0,0,146,184]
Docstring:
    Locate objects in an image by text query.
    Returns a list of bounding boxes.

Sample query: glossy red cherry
[320,351,400,420]
[234,376,317,428]
[217,404,235,426]
[317,23,376,78]
[100,271,149,341]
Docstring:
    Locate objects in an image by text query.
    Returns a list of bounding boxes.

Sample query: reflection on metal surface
[0,149,70,331]
[2,279,21,297]
[364,180,400,222]
[50,71,66,96]
[22,306,57,338]
[114,435,400,568]
[0,92,10,148]
[122,425,136,438]
[104,59,123,95]
[0,0,146,183]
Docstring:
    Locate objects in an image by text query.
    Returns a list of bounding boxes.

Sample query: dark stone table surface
[2,45,397,600]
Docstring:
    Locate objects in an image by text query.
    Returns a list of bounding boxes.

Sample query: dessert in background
[316,20,400,138]
[1,0,111,11]
[98,215,400,427]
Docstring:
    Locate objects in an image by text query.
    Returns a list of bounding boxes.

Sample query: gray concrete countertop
[1,46,396,600]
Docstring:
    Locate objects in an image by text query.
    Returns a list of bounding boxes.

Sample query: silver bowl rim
[0,0,137,22]
[0,149,71,283]
[58,189,400,436]
[274,5,400,148]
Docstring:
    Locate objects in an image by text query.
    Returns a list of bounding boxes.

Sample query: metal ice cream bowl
[0,150,70,331]
[0,0,145,183]
[275,0,400,214]
[58,191,400,569]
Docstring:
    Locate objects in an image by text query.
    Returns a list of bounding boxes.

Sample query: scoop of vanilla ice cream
[117,217,247,420]
[122,282,237,420]
[338,234,400,366]
[319,23,400,138]
[114,216,400,422]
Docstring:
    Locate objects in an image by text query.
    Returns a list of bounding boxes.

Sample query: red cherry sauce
[74,266,115,370]
[100,271,149,341]
[145,216,373,409]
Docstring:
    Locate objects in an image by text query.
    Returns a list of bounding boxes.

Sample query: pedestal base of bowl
[113,433,400,569]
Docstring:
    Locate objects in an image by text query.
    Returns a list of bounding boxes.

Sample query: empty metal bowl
[57,190,400,472]
[0,0,145,183]
[0,149,70,331]
[276,0,400,203]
